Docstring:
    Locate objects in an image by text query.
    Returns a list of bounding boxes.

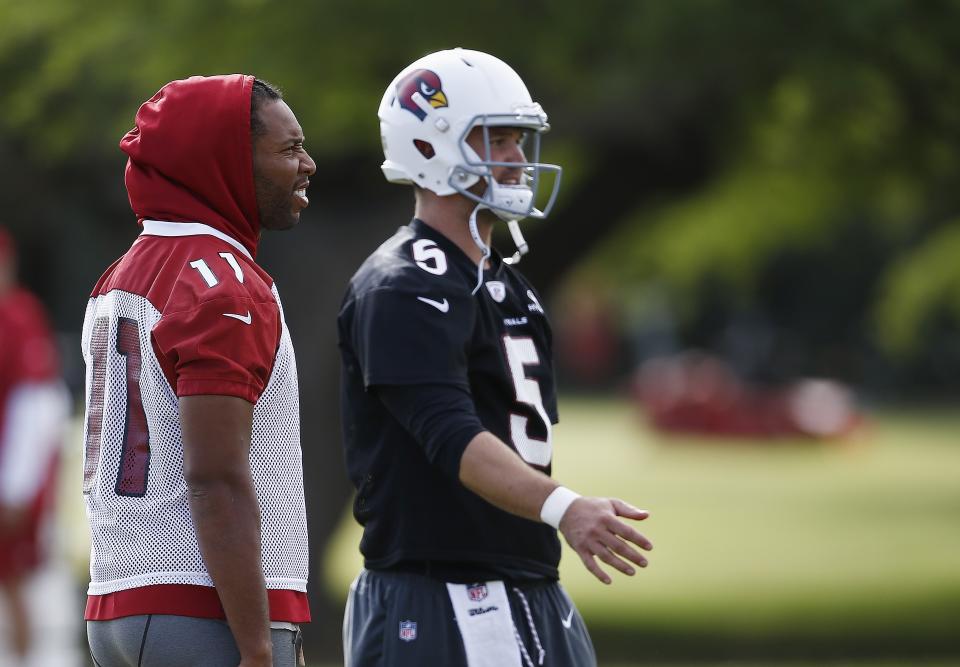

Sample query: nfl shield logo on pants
[399,620,417,642]
[467,583,488,602]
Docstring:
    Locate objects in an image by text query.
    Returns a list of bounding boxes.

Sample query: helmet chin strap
[468,203,491,295]
[487,180,532,265]
[503,220,529,265]
[467,203,532,294]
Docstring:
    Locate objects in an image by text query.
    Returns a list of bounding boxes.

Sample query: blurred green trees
[580,1,960,376]
[3,0,959,390]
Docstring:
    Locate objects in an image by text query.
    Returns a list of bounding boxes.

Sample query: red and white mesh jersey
[81,220,309,622]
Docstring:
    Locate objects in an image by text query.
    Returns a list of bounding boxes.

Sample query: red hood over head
[121,74,260,257]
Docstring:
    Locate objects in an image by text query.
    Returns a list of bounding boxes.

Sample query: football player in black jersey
[338,48,653,667]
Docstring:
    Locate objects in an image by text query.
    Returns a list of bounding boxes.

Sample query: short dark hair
[250,78,283,137]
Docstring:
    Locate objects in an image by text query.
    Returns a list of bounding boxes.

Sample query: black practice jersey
[338,219,561,580]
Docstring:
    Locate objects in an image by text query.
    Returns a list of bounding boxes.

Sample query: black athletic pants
[343,568,597,667]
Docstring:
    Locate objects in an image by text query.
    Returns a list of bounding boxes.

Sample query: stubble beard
[255,175,298,231]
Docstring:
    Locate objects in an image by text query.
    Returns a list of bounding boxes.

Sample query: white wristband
[539,486,581,529]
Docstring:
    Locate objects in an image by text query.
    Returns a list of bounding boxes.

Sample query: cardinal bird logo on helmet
[397,69,448,120]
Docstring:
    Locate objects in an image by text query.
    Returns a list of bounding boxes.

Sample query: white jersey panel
[81,287,308,595]
[254,285,309,588]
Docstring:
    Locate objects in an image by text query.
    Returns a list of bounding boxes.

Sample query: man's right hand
[456,432,654,584]
[559,497,652,585]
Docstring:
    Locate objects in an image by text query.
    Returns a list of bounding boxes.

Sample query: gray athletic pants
[343,568,597,667]
[87,615,302,667]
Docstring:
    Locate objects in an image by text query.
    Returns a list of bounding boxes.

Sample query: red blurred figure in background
[555,284,622,387]
[0,227,69,664]
[633,351,863,440]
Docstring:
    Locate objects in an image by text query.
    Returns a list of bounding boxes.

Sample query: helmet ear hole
[413,139,436,159]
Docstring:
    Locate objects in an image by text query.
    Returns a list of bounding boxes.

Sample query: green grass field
[323,397,960,663]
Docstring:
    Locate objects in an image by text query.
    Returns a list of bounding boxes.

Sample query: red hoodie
[121,74,261,257]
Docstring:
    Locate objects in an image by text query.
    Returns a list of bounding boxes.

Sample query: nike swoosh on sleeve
[416,297,450,313]
[222,311,253,325]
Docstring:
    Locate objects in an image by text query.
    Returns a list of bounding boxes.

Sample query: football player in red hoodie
[82,75,315,667]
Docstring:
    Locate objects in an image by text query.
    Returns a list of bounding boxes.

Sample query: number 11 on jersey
[503,336,553,467]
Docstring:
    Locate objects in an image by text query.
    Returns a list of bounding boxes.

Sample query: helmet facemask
[452,113,562,273]
[449,112,563,225]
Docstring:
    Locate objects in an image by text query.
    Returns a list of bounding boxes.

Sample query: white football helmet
[378,48,562,227]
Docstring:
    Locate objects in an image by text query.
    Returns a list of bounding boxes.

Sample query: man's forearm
[180,394,271,663]
[189,475,272,662]
[458,431,558,521]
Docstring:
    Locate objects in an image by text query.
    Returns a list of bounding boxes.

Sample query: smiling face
[251,99,316,231]
[463,125,533,223]
[465,125,527,188]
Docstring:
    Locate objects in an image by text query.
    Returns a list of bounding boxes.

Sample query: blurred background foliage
[4,0,960,392]
[2,0,959,662]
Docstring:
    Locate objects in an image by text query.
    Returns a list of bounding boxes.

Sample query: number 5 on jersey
[503,336,552,467]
